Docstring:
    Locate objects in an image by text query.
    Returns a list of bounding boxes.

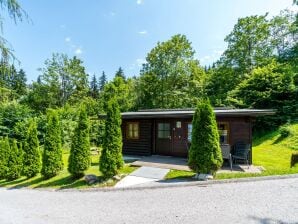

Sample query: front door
[155,120,188,157]
[155,121,172,155]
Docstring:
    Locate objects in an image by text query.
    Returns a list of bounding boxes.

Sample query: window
[218,122,229,144]
[187,123,192,142]
[126,122,139,139]
[158,123,170,139]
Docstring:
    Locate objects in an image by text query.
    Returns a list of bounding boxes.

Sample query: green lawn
[0,150,137,189]
[166,123,298,180]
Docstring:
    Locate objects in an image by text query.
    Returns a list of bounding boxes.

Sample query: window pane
[218,123,228,144]
[187,124,192,141]
[127,122,139,139]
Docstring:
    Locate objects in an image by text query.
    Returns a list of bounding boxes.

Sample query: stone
[84,174,98,185]
[196,173,213,181]
[113,175,121,181]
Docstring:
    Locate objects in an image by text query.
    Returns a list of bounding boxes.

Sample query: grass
[0,149,137,189]
[166,123,298,180]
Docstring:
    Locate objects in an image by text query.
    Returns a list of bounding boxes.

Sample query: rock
[196,173,213,181]
[84,174,98,185]
[113,175,121,181]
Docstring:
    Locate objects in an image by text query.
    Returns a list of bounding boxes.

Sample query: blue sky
[5,0,296,82]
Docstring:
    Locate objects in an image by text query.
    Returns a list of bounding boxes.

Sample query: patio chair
[232,142,251,168]
[221,144,233,171]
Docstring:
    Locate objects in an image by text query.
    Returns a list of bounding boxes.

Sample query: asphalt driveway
[0,177,297,224]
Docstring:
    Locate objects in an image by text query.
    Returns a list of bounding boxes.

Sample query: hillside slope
[253,123,298,174]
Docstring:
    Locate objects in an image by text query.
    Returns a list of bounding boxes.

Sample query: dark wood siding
[122,119,152,156]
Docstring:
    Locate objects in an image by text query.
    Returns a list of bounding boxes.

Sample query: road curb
[2,173,297,193]
[58,173,298,193]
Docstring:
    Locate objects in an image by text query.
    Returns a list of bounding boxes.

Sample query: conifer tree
[6,139,23,180]
[188,100,223,175]
[115,67,126,80]
[68,105,91,178]
[41,109,63,179]
[89,74,99,99]
[99,71,107,91]
[23,119,41,178]
[0,137,9,179]
[100,98,123,178]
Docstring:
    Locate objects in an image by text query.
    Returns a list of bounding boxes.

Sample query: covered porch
[125,155,263,174]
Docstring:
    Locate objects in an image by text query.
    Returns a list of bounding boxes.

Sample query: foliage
[188,100,223,174]
[0,136,9,178]
[100,75,136,112]
[0,0,27,62]
[68,105,91,178]
[228,61,296,126]
[137,34,206,109]
[100,98,123,178]
[0,101,32,139]
[41,109,63,179]
[24,54,89,112]
[5,139,23,180]
[22,118,41,178]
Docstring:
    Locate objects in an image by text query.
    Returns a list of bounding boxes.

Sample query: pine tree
[68,105,91,178]
[115,67,125,80]
[89,74,98,99]
[99,71,107,91]
[41,109,63,179]
[188,100,223,175]
[0,137,9,179]
[23,119,41,178]
[6,139,23,180]
[100,98,123,178]
[12,69,27,97]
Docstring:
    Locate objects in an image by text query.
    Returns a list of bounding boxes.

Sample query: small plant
[279,125,292,138]
[100,98,123,178]
[188,99,223,175]
[0,137,9,179]
[68,105,91,178]
[23,118,41,178]
[6,139,23,181]
[41,109,63,179]
[291,152,298,168]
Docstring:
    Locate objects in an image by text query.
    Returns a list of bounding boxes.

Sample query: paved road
[0,177,298,224]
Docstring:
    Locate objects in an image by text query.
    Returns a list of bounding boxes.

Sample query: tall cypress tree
[100,98,123,178]
[23,119,41,178]
[6,139,23,180]
[68,105,91,178]
[41,109,63,179]
[0,137,9,179]
[188,100,223,175]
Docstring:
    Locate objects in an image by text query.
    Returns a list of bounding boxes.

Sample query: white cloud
[75,48,83,55]
[136,58,146,67]
[137,0,143,5]
[199,49,224,65]
[138,30,148,35]
[65,37,71,42]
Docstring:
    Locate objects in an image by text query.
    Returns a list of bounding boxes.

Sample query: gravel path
[0,177,298,224]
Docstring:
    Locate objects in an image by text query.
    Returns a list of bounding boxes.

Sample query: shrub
[23,118,41,178]
[41,109,63,179]
[68,105,91,178]
[100,98,123,178]
[291,152,298,168]
[279,125,293,138]
[6,139,23,180]
[188,99,223,175]
[0,136,9,179]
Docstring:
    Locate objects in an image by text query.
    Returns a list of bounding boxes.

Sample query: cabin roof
[120,108,276,119]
